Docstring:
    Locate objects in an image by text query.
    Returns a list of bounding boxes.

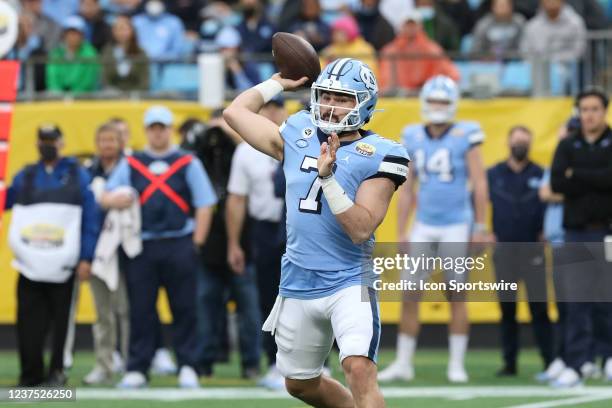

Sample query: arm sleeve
[486,167,494,200]
[4,170,25,210]
[170,18,187,58]
[186,158,218,208]
[571,167,612,190]
[551,20,586,62]
[365,144,410,189]
[77,47,100,92]
[467,128,485,148]
[104,158,131,191]
[78,168,101,262]
[227,146,250,196]
[470,21,486,54]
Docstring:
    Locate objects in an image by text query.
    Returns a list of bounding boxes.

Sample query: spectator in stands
[132,0,188,60]
[414,0,461,52]
[471,0,526,58]
[519,0,586,63]
[191,110,262,380]
[379,11,459,93]
[99,0,142,15]
[42,0,80,25]
[82,122,130,386]
[476,0,539,20]
[488,125,552,377]
[226,97,287,390]
[5,124,99,387]
[288,0,331,52]
[550,88,612,387]
[79,0,112,51]
[21,0,62,52]
[438,0,476,37]
[102,14,149,91]
[352,0,395,51]
[197,2,241,53]
[215,26,261,91]
[164,0,205,34]
[236,0,276,54]
[46,15,100,93]
[320,15,379,78]
[102,105,217,389]
[8,11,47,91]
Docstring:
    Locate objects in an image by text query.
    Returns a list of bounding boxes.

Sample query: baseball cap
[62,15,86,33]
[37,124,63,140]
[144,105,174,127]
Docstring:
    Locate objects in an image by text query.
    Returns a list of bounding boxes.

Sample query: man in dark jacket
[5,124,100,387]
[488,125,552,377]
[550,88,612,387]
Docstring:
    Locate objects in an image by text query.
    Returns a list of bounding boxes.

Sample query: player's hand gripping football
[270,73,309,92]
[318,132,340,178]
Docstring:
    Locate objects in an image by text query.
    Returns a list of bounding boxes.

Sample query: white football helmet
[419,75,459,124]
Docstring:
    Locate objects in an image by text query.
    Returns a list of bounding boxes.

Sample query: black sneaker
[496,366,517,377]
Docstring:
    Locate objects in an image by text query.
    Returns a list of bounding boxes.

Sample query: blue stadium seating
[501,61,532,93]
[150,63,199,95]
[454,61,502,92]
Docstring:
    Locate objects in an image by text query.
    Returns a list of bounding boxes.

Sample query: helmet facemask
[421,97,457,125]
[310,82,371,135]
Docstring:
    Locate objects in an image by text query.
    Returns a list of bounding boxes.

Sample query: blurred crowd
[5,0,612,94]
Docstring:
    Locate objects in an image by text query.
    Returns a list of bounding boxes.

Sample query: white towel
[92,187,142,291]
[262,296,284,335]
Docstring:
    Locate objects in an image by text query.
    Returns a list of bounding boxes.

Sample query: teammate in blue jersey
[378,75,491,384]
[224,58,409,407]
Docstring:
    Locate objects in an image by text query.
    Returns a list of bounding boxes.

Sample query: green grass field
[1,349,611,408]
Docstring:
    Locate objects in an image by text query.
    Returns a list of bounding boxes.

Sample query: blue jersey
[280,111,409,299]
[401,121,484,226]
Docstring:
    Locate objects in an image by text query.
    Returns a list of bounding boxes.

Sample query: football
[272,32,321,87]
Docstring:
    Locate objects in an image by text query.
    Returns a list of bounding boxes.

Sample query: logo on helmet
[360,66,377,92]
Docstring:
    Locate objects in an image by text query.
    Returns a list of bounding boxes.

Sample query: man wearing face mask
[413,0,461,52]
[487,125,552,377]
[5,124,100,387]
[132,0,188,60]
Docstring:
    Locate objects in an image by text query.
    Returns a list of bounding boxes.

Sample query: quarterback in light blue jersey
[379,75,491,384]
[224,58,409,407]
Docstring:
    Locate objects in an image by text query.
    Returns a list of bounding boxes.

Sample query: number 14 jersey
[401,121,485,227]
[279,111,409,299]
